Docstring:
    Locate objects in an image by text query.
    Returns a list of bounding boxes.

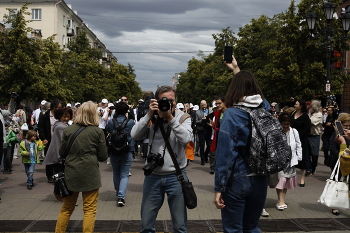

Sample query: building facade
[0,0,116,67]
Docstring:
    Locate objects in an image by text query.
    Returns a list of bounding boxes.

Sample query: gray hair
[310,100,322,114]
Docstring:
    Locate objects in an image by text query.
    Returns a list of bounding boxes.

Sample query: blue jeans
[110,152,132,198]
[221,175,268,233]
[24,163,36,185]
[141,170,188,233]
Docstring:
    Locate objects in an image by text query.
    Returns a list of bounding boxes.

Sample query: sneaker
[305,171,312,177]
[27,185,32,190]
[107,158,111,165]
[210,168,215,174]
[129,172,132,176]
[117,198,125,207]
[261,208,269,217]
[13,155,18,159]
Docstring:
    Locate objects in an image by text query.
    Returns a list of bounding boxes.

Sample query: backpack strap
[113,117,129,129]
[179,113,191,124]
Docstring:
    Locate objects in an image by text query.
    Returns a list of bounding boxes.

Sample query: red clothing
[210,110,222,152]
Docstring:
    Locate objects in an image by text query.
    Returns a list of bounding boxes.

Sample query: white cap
[193,105,199,111]
[138,99,144,102]
[190,103,193,108]
[176,103,184,109]
[75,102,81,107]
[66,103,72,107]
[40,100,46,105]
[108,103,114,108]
[101,98,108,104]
[212,101,217,108]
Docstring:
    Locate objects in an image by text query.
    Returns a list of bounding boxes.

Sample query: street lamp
[305,1,350,95]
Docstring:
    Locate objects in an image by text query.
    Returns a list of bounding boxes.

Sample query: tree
[234,0,350,101]
[177,28,236,104]
[0,3,41,101]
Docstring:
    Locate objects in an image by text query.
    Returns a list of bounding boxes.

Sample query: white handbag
[318,158,350,209]
[20,123,29,131]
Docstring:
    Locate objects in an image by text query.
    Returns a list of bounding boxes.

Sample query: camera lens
[157,97,171,112]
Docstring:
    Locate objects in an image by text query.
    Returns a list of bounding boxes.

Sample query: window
[63,15,65,26]
[67,19,73,28]
[32,9,41,20]
[8,9,17,19]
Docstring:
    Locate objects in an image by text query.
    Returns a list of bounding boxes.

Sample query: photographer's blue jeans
[141,170,188,233]
[24,163,35,185]
[221,175,268,233]
[110,151,132,198]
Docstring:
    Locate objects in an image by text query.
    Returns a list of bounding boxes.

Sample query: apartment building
[0,0,117,67]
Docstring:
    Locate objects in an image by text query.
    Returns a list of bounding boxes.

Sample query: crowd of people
[0,55,347,232]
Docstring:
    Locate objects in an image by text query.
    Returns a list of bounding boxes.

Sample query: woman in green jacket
[55,101,108,233]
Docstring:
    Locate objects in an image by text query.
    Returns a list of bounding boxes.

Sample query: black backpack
[233,105,291,175]
[110,118,129,154]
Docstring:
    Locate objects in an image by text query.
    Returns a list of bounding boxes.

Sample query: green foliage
[177,28,234,104]
[179,0,350,104]
[0,3,142,105]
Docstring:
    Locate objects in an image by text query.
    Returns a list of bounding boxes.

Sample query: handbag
[268,172,279,187]
[340,148,350,177]
[21,123,29,131]
[318,158,350,209]
[158,120,197,209]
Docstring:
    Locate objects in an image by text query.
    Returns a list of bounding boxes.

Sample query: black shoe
[200,161,205,166]
[117,198,125,207]
[210,169,214,174]
[332,209,340,216]
[31,182,35,187]
[299,183,305,187]
[305,171,312,177]
[47,179,53,183]
[27,185,32,190]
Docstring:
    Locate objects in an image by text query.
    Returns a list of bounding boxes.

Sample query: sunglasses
[120,99,128,101]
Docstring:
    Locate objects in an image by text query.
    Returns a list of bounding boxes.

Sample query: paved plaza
[0,152,350,232]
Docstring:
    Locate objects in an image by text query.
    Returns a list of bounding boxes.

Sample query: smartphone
[334,121,345,136]
[224,46,233,63]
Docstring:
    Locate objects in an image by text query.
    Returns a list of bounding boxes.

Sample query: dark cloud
[65,0,301,92]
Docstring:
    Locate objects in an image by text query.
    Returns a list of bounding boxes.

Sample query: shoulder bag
[318,157,349,209]
[157,120,197,209]
[62,126,87,159]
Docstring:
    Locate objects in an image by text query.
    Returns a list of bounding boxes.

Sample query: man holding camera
[131,86,192,233]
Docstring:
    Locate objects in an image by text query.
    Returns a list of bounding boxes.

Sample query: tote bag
[318,158,349,210]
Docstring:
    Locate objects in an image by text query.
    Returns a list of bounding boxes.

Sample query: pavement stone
[0,152,350,232]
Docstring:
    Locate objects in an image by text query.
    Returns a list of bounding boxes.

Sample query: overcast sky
[65,0,301,93]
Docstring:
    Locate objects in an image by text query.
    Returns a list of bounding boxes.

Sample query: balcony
[67,28,74,37]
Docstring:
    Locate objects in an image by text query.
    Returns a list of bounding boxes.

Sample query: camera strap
[158,121,184,182]
[62,126,87,159]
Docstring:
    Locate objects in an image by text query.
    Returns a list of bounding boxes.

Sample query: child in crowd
[19,130,45,190]
[275,112,302,210]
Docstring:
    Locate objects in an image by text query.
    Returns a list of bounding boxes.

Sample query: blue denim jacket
[214,107,253,192]
[107,115,135,152]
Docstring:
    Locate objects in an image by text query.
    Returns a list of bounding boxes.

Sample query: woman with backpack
[214,55,269,233]
[106,101,135,207]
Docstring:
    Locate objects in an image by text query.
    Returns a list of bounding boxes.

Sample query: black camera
[52,172,72,198]
[143,152,164,176]
[157,97,171,112]
[9,92,19,98]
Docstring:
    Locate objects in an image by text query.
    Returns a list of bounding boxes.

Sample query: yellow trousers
[55,189,99,233]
